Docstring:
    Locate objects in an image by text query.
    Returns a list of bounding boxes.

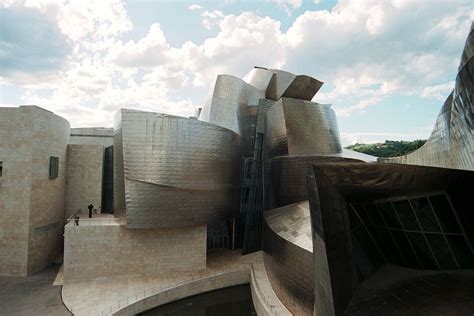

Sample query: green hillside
[346,140,427,158]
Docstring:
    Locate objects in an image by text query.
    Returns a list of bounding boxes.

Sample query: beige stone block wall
[63,224,206,281]
[0,106,70,276]
[0,108,32,276]
[69,127,114,147]
[27,106,70,275]
[65,144,104,218]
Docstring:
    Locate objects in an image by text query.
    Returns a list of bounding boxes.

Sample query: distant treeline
[345,139,427,158]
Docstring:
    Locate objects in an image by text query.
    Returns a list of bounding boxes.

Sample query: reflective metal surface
[243,67,273,92]
[264,156,361,209]
[266,69,323,101]
[114,109,242,228]
[263,202,314,315]
[199,74,264,135]
[263,201,312,252]
[265,98,342,159]
[381,23,473,171]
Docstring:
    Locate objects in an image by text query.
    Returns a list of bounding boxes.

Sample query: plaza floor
[0,263,71,316]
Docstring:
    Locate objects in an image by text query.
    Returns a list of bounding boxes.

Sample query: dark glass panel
[411,198,441,232]
[376,227,404,265]
[378,203,402,229]
[391,230,420,268]
[366,203,385,226]
[393,200,420,231]
[426,233,457,269]
[429,195,461,233]
[406,232,437,269]
[446,235,474,269]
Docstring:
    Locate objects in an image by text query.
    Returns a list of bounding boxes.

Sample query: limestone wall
[65,144,104,218]
[69,127,114,147]
[27,106,70,274]
[0,106,70,275]
[63,224,206,281]
[0,107,32,276]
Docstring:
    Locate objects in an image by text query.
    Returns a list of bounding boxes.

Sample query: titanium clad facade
[264,156,362,209]
[243,67,274,91]
[380,24,474,171]
[199,74,265,135]
[265,98,342,159]
[266,69,323,101]
[115,109,242,228]
[263,202,314,315]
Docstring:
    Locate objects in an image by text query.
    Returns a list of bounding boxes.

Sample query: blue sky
[0,0,472,145]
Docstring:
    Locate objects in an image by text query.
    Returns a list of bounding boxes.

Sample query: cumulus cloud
[421,81,455,101]
[188,4,203,11]
[270,0,303,16]
[201,10,224,30]
[1,0,472,136]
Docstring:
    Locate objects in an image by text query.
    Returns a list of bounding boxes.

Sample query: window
[49,156,59,179]
[350,193,473,270]
[0,161,2,177]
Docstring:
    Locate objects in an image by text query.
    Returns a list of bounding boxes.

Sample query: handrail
[99,264,249,316]
[98,262,283,316]
[65,217,125,227]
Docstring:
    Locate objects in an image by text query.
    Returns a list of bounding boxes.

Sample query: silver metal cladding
[116,109,242,228]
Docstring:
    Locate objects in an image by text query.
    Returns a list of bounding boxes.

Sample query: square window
[377,203,402,229]
[406,232,437,269]
[49,156,59,179]
[393,200,420,231]
[425,233,457,269]
[429,195,461,233]
[410,197,441,232]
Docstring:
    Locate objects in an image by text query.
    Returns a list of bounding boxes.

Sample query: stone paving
[0,263,71,316]
[62,249,289,316]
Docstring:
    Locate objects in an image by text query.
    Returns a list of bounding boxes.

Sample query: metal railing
[250,265,283,315]
[99,264,248,316]
[65,217,125,227]
[99,262,284,316]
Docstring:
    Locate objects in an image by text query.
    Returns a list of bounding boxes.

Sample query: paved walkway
[0,263,71,316]
[62,250,289,315]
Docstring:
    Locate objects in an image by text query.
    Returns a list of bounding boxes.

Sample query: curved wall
[264,156,361,209]
[199,74,265,135]
[115,109,242,228]
[265,98,342,159]
[380,24,473,171]
[262,202,314,315]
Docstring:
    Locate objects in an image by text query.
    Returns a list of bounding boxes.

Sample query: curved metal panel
[263,201,312,252]
[199,74,265,135]
[116,109,242,228]
[381,24,473,171]
[264,156,362,209]
[263,201,314,315]
[266,69,323,101]
[243,67,274,91]
[124,179,238,228]
[265,98,342,159]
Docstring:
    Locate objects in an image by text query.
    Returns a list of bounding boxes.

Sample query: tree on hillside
[345,139,426,158]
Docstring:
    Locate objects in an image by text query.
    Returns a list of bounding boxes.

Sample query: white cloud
[2,0,472,137]
[421,81,454,101]
[270,0,303,16]
[188,4,202,11]
[201,10,224,30]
